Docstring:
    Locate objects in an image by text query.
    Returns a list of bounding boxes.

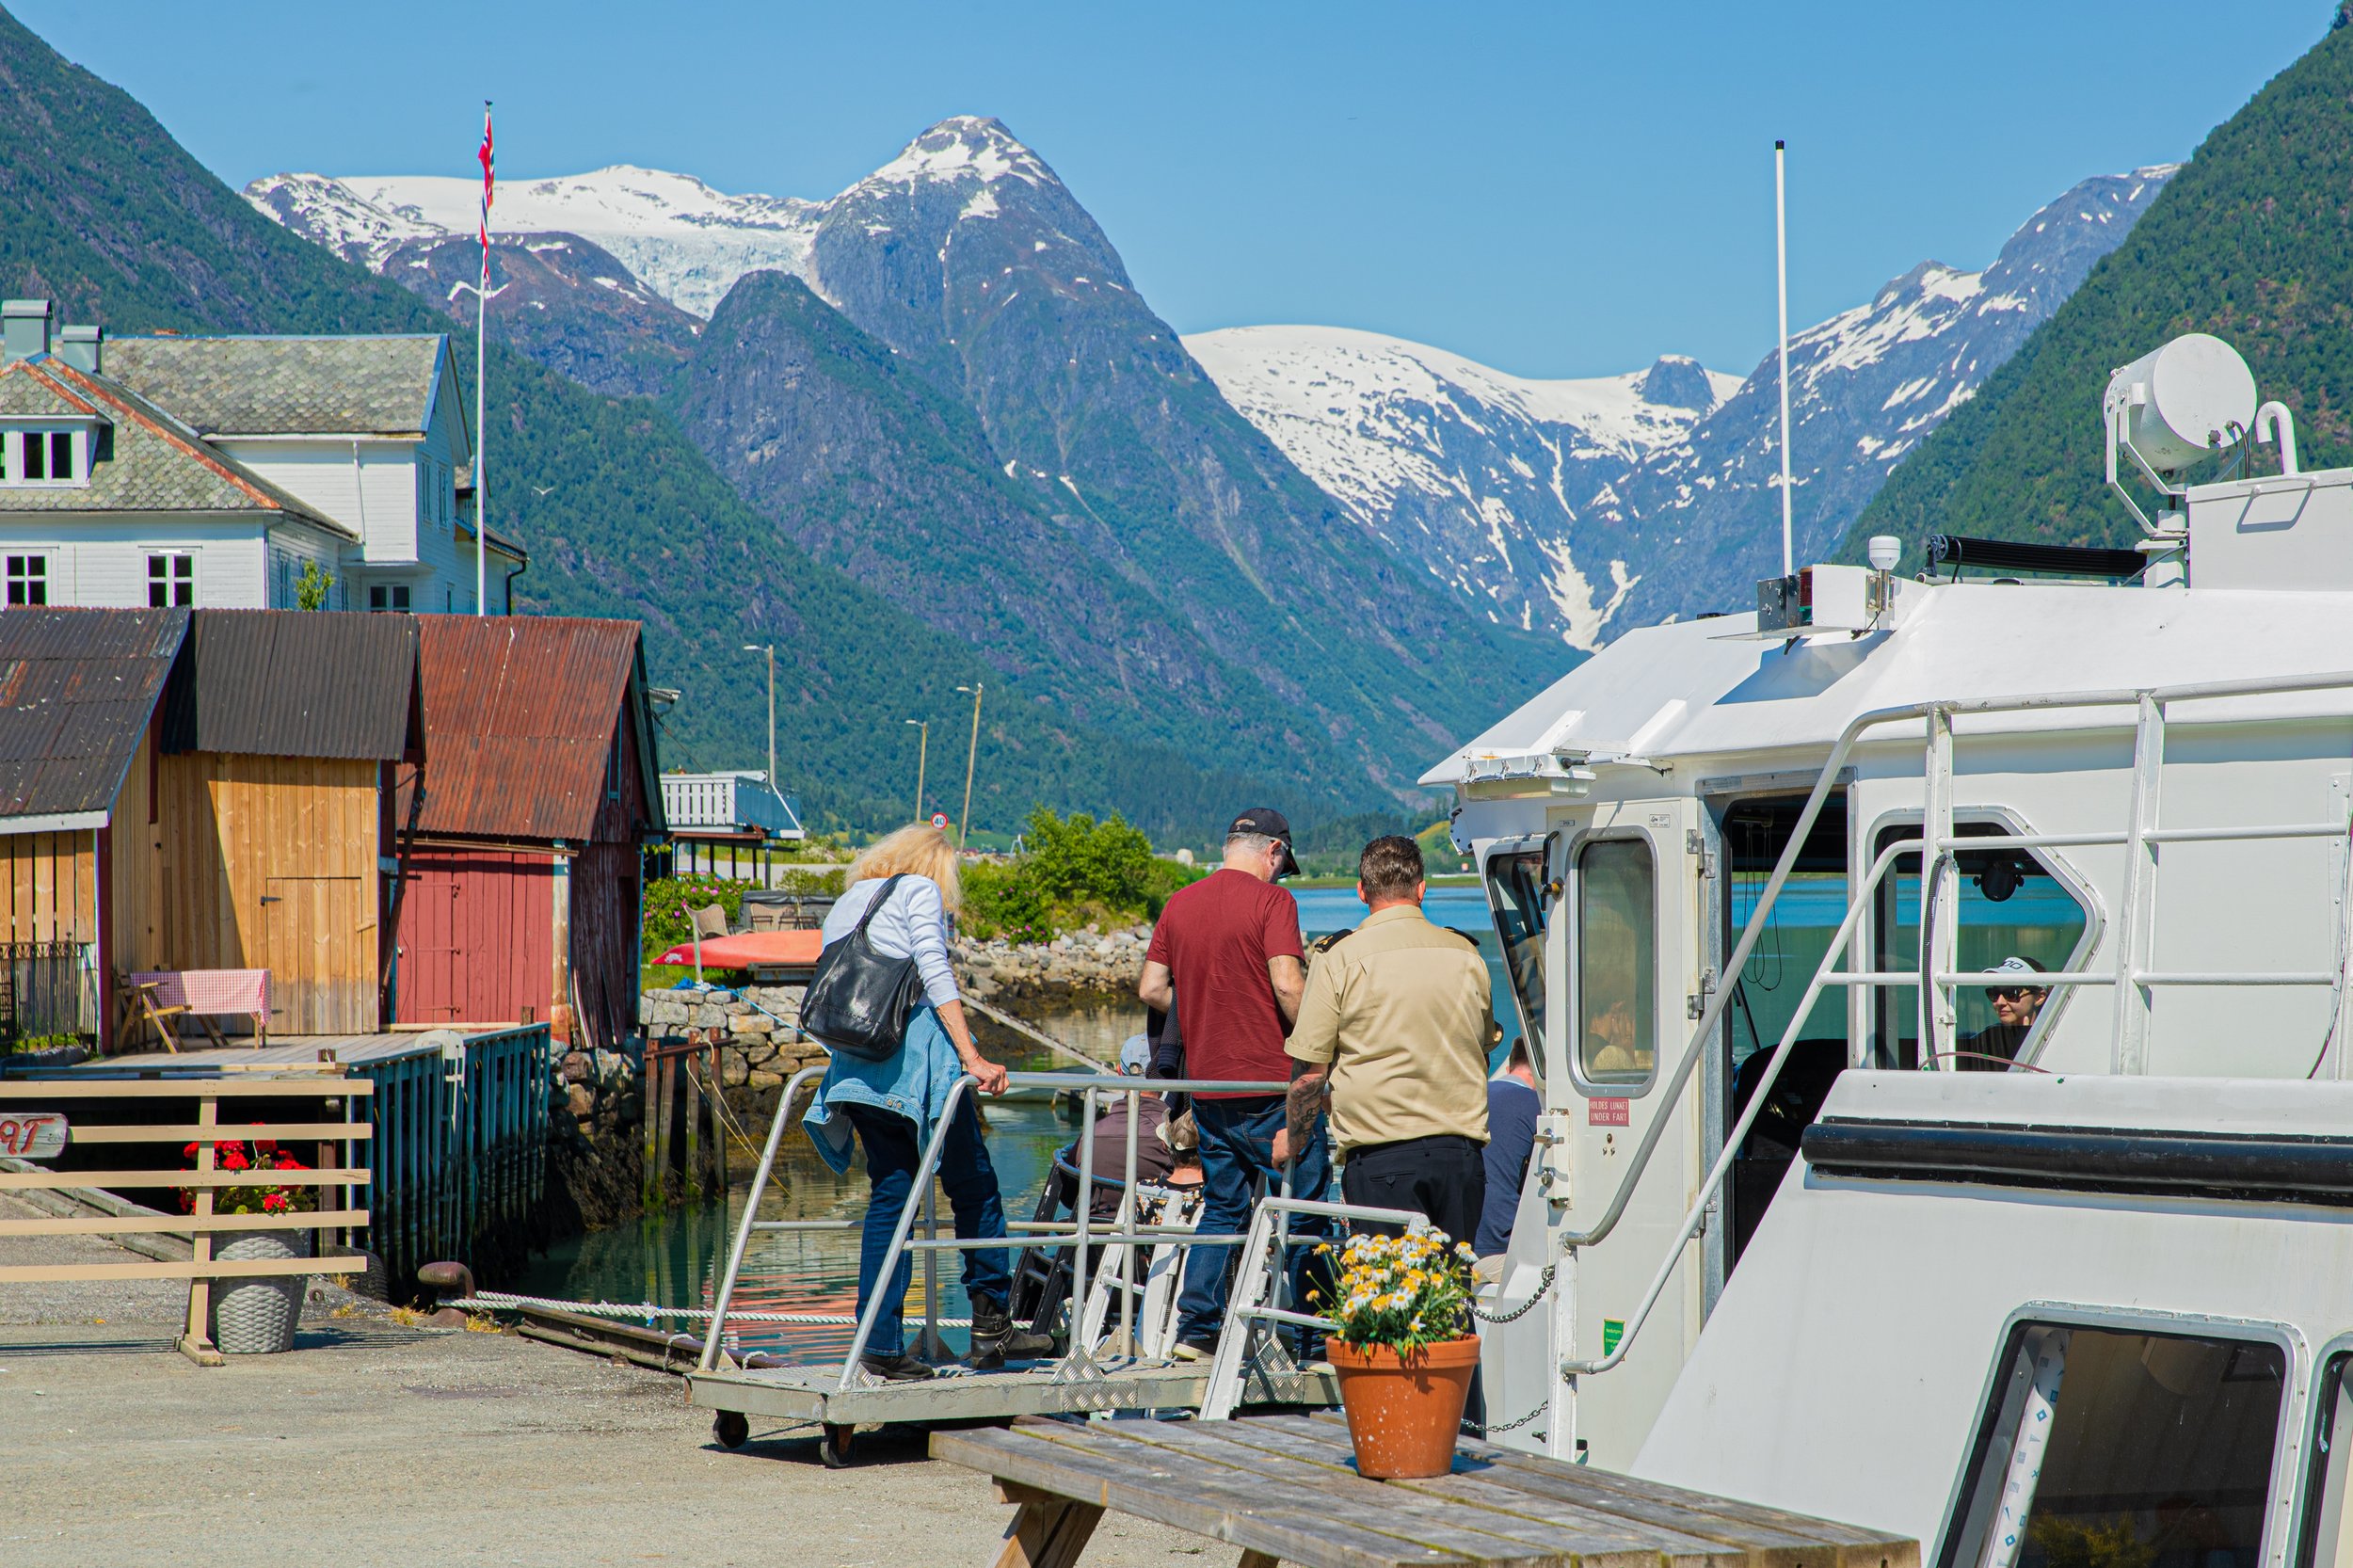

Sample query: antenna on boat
[1774,138,1794,578]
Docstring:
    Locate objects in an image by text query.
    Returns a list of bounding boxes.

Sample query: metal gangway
[686,1064,1356,1465]
[1498,669,2353,1439]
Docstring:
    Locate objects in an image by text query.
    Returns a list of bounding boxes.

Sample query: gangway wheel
[820,1422,856,1468]
[712,1410,749,1450]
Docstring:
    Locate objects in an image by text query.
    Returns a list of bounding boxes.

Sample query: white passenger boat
[1445,331,2353,1562]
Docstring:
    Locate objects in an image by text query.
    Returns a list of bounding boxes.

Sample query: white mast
[1775,138,1794,578]
[475,101,494,616]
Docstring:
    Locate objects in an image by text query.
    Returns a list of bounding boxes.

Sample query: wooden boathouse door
[262,873,373,1034]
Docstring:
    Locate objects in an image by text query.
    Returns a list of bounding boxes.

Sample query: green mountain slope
[0,5,1300,837]
[1837,14,2353,566]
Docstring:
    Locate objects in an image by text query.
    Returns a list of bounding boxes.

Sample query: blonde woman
[802,824,1049,1380]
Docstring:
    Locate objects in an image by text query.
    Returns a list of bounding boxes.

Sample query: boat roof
[1420,581,2353,787]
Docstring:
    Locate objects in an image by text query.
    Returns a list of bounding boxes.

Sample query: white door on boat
[1547,794,1710,1470]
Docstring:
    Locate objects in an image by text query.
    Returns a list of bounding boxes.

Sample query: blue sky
[13,1,2328,379]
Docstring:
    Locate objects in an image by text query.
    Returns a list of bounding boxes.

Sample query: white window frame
[5,552,51,607]
[1566,829,1663,1096]
[0,425,91,488]
[146,551,196,609]
[1934,1302,2304,1568]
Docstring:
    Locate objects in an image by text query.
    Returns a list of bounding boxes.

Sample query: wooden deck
[932,1413,1919,1568]
[688,1357,1338,1429]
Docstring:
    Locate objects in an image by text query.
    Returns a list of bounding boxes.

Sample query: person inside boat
[1062,1034,1177,1223]
[1284,835,1493,1251]
[801,823,1055,1381]
[1473,1038,1540,1283]
[1138,805,1328,1360]
[1961,954,2049,1070]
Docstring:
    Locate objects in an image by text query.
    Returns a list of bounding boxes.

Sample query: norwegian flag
[476,102,495,283]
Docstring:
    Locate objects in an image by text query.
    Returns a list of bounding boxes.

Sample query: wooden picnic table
[931,1412,1918,1568]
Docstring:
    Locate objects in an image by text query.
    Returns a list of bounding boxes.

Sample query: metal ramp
[684,1063,1351,1464]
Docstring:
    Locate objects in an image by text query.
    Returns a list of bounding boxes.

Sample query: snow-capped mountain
[246,120,1064,323]
[1189,167,2176,644]
[1186,328,1737,648]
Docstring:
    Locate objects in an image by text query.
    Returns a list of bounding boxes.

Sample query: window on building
[1577,838,1656,1086]
[1943,1323,2284,1568]
[147,553,193,608]
[368,584,411,613]
[6,554,47,606]
[6,429,78,485]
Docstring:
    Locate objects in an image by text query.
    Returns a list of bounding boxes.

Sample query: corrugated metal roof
[406,616,659,841]
[104,335,454,441]
[161,610,419,760]
[0,608,187,821]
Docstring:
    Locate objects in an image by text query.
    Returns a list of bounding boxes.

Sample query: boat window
[1873,822,2091,1071]
[1483,844,1548,1074]
[1577,839,1655,1086]
[1943,1323,2285,1568]
[2298,1352,2353,1568]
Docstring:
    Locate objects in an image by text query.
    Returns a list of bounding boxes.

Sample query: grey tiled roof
[0,360,355,538]
[104,334,450,439]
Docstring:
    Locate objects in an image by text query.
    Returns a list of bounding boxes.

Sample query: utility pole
[955,682,984,846]
[904,718,928,824]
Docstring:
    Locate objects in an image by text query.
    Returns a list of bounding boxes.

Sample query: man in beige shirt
[1278,835,1493,1247]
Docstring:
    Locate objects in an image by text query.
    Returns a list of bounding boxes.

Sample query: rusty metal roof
[407,616,664,842]
[0,608,188,824]
[161,610,420,760]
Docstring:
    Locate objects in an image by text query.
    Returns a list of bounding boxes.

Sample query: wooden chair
[120,978,193,1053]
[689,902,729,984]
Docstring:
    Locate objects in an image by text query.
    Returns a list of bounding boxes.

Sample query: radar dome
[2103,332,2258,472]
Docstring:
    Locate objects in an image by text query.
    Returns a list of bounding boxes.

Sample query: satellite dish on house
[2103,332,2258,474]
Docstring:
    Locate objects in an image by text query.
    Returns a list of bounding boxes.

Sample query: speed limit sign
[930,813,950,829]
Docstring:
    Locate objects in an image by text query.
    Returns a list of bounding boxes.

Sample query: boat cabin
[1441,332,2353,1542]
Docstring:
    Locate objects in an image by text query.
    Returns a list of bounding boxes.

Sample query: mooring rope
[448,1288,972,1329]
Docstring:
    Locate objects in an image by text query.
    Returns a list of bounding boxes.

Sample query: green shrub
[958,808,1204,940]
[642,874,754,958]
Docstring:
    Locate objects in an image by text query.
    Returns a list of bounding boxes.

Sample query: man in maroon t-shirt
[1140,807,1331,1354]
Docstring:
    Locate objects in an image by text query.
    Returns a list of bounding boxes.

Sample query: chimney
[56,324,101,376]
[1,299,52,364]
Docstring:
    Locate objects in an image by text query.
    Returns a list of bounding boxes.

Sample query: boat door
[1552,794,1709,1470]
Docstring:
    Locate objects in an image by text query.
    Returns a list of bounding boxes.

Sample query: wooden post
[642,1037,661,1208]
[177,1091,224,1367]
[654,1044,676,1203]
[711,1039,728,1193]
[682,1040,701,1203]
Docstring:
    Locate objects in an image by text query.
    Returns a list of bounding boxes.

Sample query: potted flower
[1317,1230,1481,1480]
[179,1131,316,1355]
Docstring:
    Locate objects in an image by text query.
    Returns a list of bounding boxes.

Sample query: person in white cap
[1961,955,2049,1069]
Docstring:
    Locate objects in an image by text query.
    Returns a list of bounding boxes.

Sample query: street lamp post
[954,682,984,847]
[904,719,928,824]
[741,643,776,796]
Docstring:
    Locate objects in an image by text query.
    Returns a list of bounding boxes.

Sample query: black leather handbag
[801,874,926,1061]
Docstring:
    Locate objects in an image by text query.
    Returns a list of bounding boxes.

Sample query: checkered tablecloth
[129,968,269,1016]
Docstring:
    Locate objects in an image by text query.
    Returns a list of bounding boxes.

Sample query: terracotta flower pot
[1325,1334,1480,1480]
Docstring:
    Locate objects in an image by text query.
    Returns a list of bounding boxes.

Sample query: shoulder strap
[850,874,908,938]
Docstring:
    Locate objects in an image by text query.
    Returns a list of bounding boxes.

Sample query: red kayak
[653,929,824,969]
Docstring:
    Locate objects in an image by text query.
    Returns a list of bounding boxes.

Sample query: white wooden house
[0,298,523,613]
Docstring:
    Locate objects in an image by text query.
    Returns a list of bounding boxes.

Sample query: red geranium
[176,1137,317,1218]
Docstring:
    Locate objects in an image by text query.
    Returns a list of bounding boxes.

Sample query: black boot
[857,1351,936,1382]
[968,1302,1056,1369]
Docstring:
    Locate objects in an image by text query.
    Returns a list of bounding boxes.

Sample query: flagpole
[1775,138,1793,579]
[475,99,492,617]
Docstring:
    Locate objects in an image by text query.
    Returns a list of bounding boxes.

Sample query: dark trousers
[843,1098,1011,1358]
[1176,1094,1331,1342]
[1340,1133,1487,1252]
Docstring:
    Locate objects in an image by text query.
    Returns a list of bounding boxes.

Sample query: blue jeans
[843,1097,1011,1359]
[1176,1094,1331,1343]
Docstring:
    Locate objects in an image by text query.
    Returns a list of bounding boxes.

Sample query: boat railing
[1554,667,2353,1382]
[696,1065,1302,1384]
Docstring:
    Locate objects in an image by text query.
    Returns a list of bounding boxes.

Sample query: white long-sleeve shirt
[821,874,960,1010]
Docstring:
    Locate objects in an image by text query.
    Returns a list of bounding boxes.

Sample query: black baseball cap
[1229,807,1301,877]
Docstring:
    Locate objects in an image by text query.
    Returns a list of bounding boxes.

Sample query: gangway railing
[695,1064,1301,1386]
[1546,667,2353,1384]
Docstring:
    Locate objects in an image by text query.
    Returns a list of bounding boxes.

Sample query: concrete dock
[1,1205,1204,1567]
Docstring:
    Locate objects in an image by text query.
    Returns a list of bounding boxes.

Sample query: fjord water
[512,884,1518,1357]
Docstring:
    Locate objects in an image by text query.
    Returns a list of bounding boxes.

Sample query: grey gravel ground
[0,1209,1210,1568]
